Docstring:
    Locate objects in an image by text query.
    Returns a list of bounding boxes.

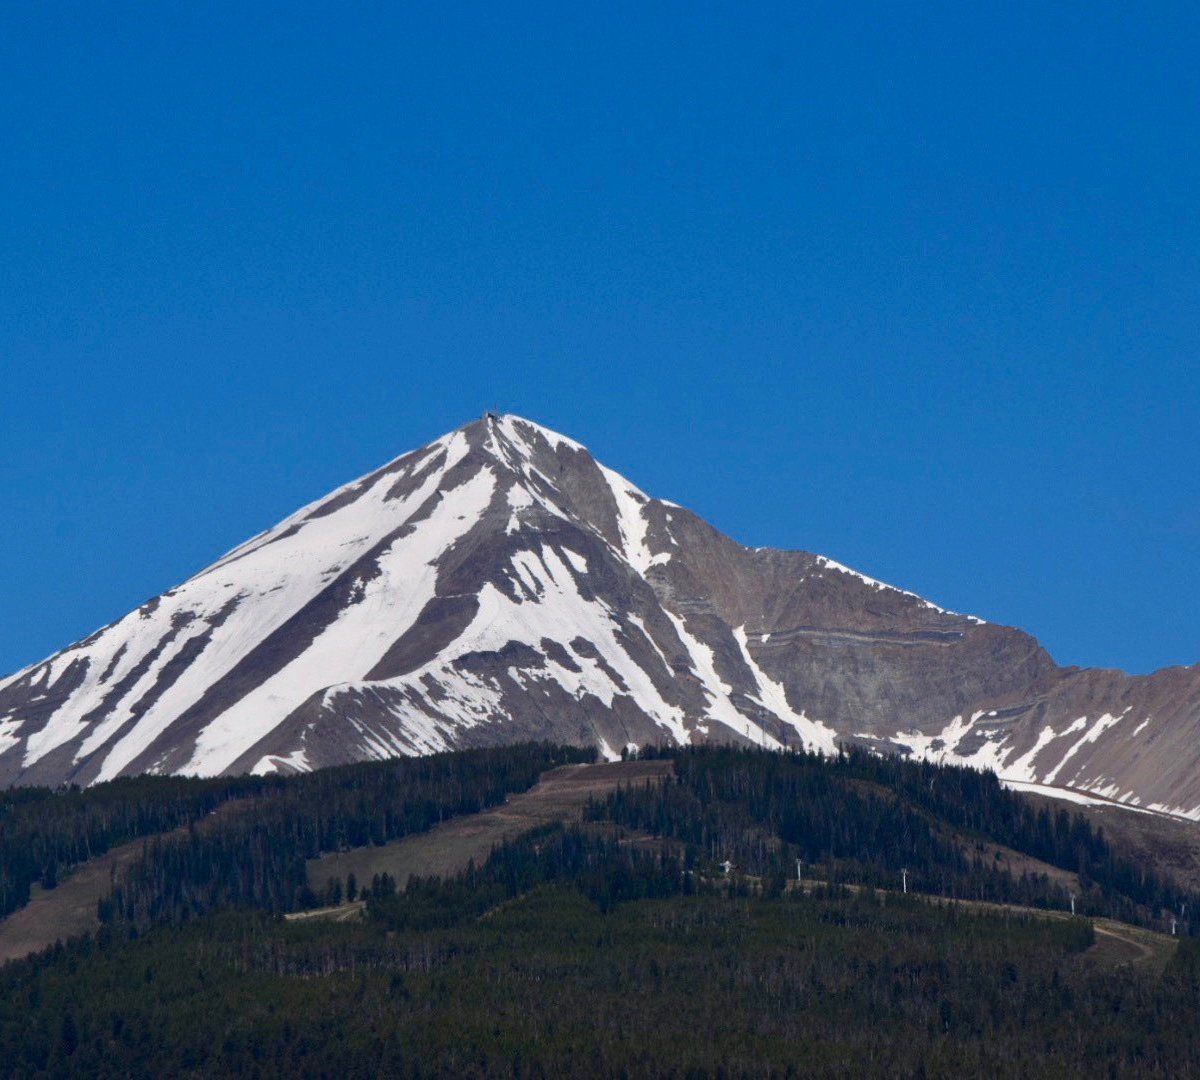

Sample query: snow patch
[497,414,588,455]
[505,483,535,533]
[626,614,673,676]
[1000,779,1153,812]
[732,626,838,754]
[1043,710,1129,785]
[0,718,20,756]
[598,464,661,574]
[665,613,781,748]
[561,548,589,574]
[813,555,985,623]
[250,748,311,776]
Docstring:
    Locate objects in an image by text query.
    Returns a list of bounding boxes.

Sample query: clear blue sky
[2,3,1197,677]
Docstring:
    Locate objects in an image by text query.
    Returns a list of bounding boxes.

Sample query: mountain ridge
[3,413,1199,818]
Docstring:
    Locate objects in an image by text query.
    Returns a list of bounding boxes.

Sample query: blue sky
[1,3,1197,676]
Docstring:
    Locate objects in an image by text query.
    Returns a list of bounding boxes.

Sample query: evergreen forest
[3,743,1200,1076]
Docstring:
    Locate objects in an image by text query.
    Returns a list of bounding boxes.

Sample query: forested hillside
[86,746,1200,936]
[591,747,1198,929]
[0,744,591,922]
[3,745,1200,1076]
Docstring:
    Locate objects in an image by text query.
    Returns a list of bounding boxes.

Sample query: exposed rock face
[2,415,1198,816]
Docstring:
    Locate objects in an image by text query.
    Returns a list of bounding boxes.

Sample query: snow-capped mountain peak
[3,414,1200,820]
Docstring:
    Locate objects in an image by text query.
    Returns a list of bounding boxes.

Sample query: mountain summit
[3,415,1199,815]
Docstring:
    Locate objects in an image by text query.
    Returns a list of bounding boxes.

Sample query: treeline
[591,747,1200,931]
[103,743,593,922]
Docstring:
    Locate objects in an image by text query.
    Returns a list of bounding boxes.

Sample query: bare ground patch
[952,837,1081,893]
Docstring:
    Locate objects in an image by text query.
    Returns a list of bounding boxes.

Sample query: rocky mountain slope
[2,415,1198,816]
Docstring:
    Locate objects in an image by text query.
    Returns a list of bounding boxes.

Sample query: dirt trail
[794,878,1177,973]
[308,759,673,893]
[934,898,1175,973]
[1089,921,1173,972]
[285,900,367,924]
[929,900,1172,971]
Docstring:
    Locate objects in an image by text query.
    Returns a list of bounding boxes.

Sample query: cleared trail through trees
[306,759,673,898]
[0,836,146,963]
[0,798,251,964]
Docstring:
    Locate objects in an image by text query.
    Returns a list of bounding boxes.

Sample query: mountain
[2,414,1199,815]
